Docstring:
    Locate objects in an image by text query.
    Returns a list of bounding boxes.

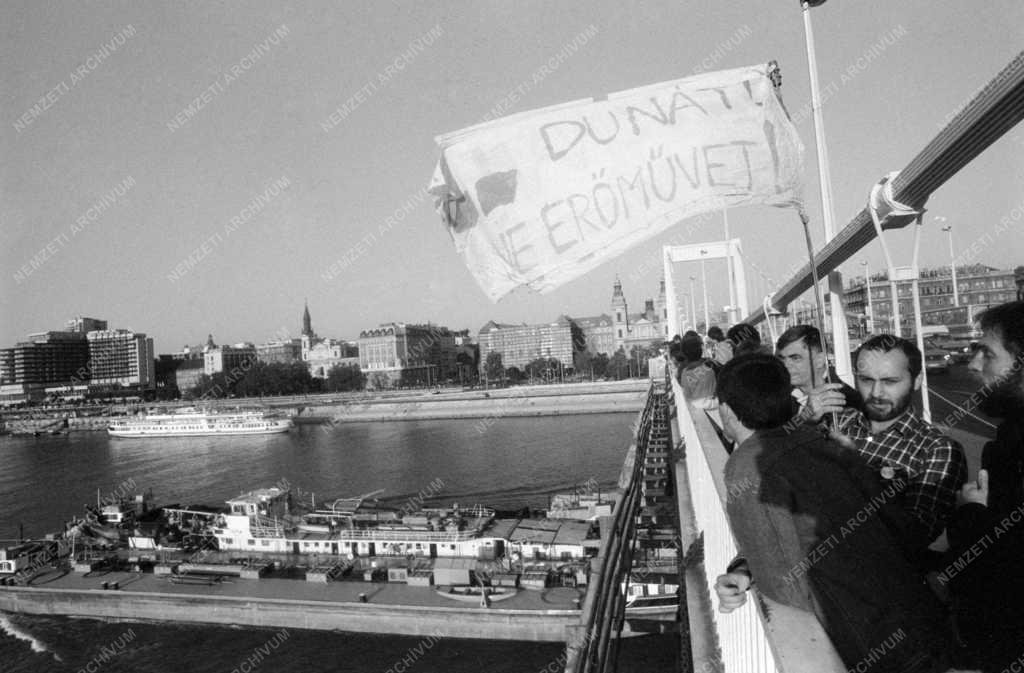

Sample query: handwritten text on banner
[429,63,806,301]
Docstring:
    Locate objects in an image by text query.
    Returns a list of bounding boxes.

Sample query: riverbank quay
[0,570,593,641]
[301,383,646,423]
[0,380,649,432]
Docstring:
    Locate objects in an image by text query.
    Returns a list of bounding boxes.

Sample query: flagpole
[798,209,839,428]
[801,1,852,383]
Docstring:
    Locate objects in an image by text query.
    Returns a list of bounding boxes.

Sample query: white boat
[107,408,293,438]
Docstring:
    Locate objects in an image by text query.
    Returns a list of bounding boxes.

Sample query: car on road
[923,336,977,364]
[937,338,977,364]
[923,343,952,373]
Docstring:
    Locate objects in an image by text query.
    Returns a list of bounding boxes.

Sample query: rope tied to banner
[763,293,781,347]
[865,170,933,422]
[866,171,927,335]
[868,171,922,245]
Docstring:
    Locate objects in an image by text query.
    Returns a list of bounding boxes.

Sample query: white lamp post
[689,276,698,332]
[937,217,959,307]
[700,249,710,333]
[861,260,873,334]
[800,0,851,382]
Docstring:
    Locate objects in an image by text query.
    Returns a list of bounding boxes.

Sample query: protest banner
[429,62,805,301]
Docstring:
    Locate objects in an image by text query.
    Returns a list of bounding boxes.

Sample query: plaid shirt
[836,406,967,541]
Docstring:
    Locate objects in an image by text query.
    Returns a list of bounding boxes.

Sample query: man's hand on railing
[715,571,751,613]
[958,469,989,507]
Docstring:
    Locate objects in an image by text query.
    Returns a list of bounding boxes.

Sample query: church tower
[302,301,313,337]
[301,301,316,359]
[611,277,629,351]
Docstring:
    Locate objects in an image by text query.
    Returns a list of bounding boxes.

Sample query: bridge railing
[564,381,663,673]
[670,375,846,673]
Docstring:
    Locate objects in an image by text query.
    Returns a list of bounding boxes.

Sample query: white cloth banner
[429,62,805,302]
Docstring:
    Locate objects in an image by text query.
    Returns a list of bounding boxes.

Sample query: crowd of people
[666,300,1024,673]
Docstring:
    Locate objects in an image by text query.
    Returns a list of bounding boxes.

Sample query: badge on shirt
[880,466,895,480]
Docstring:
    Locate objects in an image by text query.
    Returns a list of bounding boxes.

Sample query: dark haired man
[833,334,967,544]
[965,301,1024,517]
[676,332,716,403]
[706,325,732,365]
[726,323,768,357]
[717,354,951,672]
[944,301,1024,670]
[775,324,861,425]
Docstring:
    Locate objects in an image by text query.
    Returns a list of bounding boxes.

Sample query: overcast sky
[3,1,1022,352]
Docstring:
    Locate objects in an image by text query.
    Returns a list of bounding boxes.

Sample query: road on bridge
[916,361,999,476]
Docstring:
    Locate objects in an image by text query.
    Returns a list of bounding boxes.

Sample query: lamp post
[700,249,710,334]
[723,205,737,325]
[861,260,873,334]
[688,276,697,332]
[800,0,851,382]
[937,217,959,307]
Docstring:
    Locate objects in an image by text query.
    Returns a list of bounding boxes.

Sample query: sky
[3,1,1022,353]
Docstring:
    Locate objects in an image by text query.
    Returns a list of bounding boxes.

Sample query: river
[0,413,679,672]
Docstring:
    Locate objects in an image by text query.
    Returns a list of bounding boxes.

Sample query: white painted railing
[670,376,845,673]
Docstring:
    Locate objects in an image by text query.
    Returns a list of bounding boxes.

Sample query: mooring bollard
[111,581,119,590]
[101,581,109,590]
[358,592,367,603]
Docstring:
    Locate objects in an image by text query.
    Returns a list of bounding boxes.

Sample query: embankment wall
[305,390,645,423]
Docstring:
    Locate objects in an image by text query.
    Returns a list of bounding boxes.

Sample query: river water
[0,414,679,672]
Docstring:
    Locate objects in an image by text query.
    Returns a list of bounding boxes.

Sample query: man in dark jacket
[775,324,862,426]
[946,301,1024,671]
[717,354,952,672]
[676,332,717,402]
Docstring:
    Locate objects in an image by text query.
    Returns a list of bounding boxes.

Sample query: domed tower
[611,277,629,351]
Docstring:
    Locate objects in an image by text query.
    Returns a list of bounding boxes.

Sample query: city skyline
[4,2,1022,352]
[10,258,1020,359]
[4,272,674,354]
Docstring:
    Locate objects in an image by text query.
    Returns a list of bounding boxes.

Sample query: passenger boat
[107,408,293,438]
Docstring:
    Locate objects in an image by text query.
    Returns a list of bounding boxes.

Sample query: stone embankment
[297,381,648,423]
[0,380,651,432]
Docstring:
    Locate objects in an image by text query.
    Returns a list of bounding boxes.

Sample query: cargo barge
[0,484,679,641]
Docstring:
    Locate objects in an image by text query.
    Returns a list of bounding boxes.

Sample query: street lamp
[699,249,710,334]
[937,217,959,307]
[679,293,691,330]
[861,260,873,334]
[688,276,697,331]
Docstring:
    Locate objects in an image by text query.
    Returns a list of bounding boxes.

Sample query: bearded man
[832,335,967,544]
[965,301,1024,517]
[945,301,1024,670]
